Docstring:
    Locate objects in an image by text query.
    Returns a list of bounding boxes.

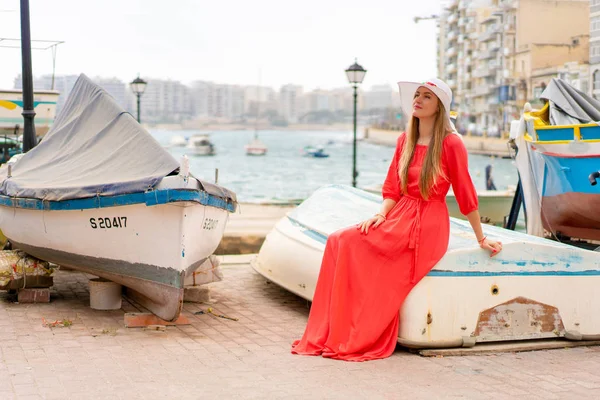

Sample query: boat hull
[252,185,600,348]
[0,200,229,321]
[541,192,600,240]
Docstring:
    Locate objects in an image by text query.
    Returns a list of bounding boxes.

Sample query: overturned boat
[0,74,237,321]
[511,78,600,241]
[252,185,600,348]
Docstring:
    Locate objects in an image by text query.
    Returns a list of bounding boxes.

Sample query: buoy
[89,278,122,310]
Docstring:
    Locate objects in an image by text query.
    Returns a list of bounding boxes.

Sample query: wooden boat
[511,78,600,241]
[0,75,237,321]
[252,185,600,348]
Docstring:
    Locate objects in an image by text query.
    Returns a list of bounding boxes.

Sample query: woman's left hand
[480,238,502,257]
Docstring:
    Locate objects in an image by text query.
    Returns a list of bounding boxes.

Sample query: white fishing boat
[245,137,268,156]
[187,134,215,156]
[252,185,600,348]
[363,184,514,226]
[0,89,59,137]
[0,75,237,322]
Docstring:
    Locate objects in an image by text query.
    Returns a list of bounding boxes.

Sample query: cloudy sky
[0,0,443,91]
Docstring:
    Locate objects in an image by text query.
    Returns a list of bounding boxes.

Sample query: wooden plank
[417,339,600,357]
[124,312,190,328]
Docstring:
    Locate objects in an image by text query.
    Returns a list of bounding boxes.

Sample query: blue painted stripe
[289,217,600,277]
[11,101,57,108]
[429,270,600,277]
[0,189,236,212]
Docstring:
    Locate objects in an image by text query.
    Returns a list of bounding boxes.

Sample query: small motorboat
[187,134,215,156]
[0,75,237,322]
[304,145,329,158]
[362,184,515,226]
[252,184,600,348]
[245,135,268,156]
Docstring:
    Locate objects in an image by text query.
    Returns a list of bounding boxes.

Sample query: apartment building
[590,0,600,98]
[440,0,590,136]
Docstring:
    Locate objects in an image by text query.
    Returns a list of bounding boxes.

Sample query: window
[594,70,600,91]
[593,16,600,32]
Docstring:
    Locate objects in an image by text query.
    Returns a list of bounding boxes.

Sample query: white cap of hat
[397,78,457,132]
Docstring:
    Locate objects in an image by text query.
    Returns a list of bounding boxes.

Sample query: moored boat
[511,78,600,241]
[0,89,59,138]
[0,75,237,321]
[252,185,600,348]
[363,184,515,226]
[187,134,215,156]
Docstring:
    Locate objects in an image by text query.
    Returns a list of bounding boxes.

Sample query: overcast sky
[1,0,443,91]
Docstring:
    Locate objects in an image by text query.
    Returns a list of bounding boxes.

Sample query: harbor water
[151,129,519,203]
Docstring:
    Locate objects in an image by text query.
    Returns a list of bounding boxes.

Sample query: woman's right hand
[358,214,385,234]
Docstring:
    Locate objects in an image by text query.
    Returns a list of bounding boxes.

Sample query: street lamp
[345,59,367,188]
[20,0,36,152]
[129,75,148,123]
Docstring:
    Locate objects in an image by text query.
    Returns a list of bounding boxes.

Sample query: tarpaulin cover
[540,78,600,125]
[0,74,180,201]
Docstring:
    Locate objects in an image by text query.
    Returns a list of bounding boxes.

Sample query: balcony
[446,46,457,57]
[458,0,467,10]
[479,29,499,42]
[473,66,491,78]
[479,49,494,60]
[475,85,493,96]
[447,30,458,41]
[447,13,458,25]
[446,63,457,74]
[458,17,468,27]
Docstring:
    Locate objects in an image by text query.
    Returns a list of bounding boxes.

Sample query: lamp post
[20,0,36,152]
[345,59,367,188]
[129,75,148,123]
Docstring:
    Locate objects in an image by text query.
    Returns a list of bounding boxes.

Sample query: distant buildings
[439,0,590,136]
[12,74,398,125]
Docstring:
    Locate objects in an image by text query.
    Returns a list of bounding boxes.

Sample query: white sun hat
[397,78,457,133]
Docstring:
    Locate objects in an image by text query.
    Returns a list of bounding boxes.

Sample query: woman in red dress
[291,78,503,362]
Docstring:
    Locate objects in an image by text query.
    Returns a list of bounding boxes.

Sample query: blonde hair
[398,103,451,199]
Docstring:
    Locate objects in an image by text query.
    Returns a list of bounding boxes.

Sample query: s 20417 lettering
[90,217,127,229]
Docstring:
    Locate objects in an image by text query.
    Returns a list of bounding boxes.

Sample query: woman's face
[412,87,440,119]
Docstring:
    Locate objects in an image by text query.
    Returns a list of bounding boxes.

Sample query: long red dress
[291,132,478,361]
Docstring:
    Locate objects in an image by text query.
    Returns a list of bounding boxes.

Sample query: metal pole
[20,0,36,152]
[352,85,358,187]
[136,93,141,123]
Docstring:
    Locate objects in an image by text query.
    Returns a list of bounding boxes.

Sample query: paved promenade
[1,259,600,399]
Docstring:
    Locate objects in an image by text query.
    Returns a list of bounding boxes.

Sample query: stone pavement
[1,259,600,400]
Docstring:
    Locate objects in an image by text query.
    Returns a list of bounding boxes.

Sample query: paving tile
[1,266,600,398]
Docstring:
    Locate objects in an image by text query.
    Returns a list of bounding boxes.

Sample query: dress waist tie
[405,195,443,284]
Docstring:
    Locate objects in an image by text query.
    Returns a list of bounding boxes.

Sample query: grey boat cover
[541,78,600,125]
[0,74,236,204]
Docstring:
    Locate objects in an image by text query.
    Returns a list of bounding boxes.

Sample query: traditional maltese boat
[510,78,600,241]
[0,88,59,137]
[252,185,600,348]
[0,75,237,321]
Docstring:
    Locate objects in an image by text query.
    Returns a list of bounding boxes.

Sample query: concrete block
[17,288,50,303]
[184,285,211,303]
